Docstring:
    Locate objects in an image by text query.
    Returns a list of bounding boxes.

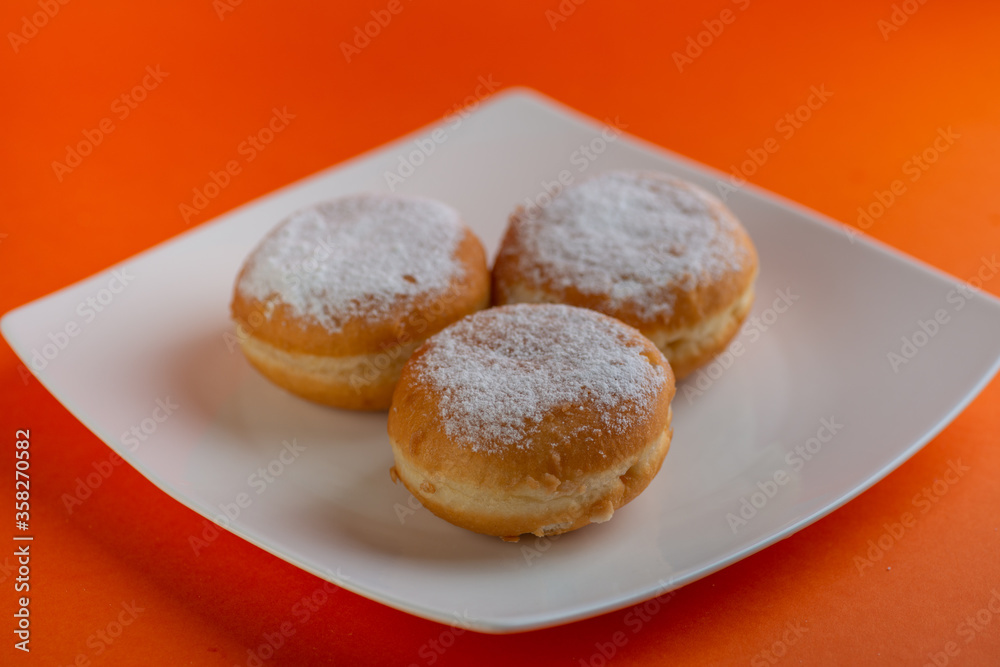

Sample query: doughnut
[492,171,759,379]
[387,303,676,540]
[231,194,490,410]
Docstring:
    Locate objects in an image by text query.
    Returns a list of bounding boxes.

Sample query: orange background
[3,0,1000,665]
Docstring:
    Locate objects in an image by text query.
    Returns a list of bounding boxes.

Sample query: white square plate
[5,88,1000,633]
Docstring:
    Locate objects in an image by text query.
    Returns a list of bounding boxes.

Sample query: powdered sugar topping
[238,194,466,332]
[502,171,750,320]
[416,304,667,453]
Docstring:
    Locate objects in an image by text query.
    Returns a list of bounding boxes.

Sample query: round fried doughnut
[387,303,676,540]
[231,193,490,410]
[492,171,758,379]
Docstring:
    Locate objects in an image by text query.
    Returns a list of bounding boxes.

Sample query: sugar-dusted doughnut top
[232,194,491,357]
[236,194,467,332]
[392,304,674,473]
[492,171,757,327]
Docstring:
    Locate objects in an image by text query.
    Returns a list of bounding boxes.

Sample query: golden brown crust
[232,227,490,357]
[644,282,755,379]
[491,172,758,379]
[389,422,672,538]
[229,198,491,410]
[387,304,676,538]
[238,334,419,410]
[499,277,756,380]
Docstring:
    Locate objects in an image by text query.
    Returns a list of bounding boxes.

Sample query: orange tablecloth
[3,1,1000,664]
